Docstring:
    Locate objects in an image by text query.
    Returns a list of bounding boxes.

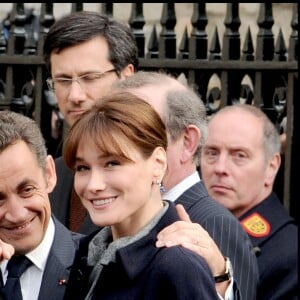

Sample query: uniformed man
[200,104,298,300]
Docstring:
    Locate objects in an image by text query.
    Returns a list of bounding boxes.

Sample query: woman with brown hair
[62,91,219,299]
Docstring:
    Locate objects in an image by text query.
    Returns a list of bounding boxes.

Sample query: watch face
[226,257,233,278]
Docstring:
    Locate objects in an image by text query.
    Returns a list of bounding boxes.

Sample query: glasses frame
[46,68,117,92]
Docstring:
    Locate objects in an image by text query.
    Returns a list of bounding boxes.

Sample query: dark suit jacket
[50,156,98,234]
[239,192,298,300]
[0,216,82,300]
[63,201,219,300]
[175,181,259,300]
[37,216,83,300]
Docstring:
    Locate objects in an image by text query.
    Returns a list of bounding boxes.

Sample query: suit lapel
[175,181,209,210]
[37,217,82,300]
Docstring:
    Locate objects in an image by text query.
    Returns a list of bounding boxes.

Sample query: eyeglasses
[46,69,117,92]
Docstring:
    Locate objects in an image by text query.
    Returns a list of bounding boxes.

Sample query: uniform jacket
[63,201,219,300]
[175,181,259,300]
[0,216,82,300]
[50,156,98,234]
[239,192,298,300]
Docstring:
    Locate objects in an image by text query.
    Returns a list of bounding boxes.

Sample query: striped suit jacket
[175,181,259,300]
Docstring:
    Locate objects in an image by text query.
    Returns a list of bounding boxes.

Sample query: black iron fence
[0,3,298,222]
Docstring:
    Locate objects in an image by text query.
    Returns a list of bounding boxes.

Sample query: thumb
[0,240,15,261]
[175,204,191,222]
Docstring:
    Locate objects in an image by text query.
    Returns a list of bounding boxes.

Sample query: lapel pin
[58,279,67,285]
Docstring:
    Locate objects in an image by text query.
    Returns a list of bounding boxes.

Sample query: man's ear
[181,124,201,163]
[45,155,57,193]
[119,64,135,79]
[265,153,281,187]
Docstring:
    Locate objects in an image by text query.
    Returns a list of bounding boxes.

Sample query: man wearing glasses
[44,11,137,234]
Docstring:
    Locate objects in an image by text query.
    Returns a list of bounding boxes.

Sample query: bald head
[209,104,281,160]
[114,71,186,122]
[114,71,207,142]
[201,104,281,217]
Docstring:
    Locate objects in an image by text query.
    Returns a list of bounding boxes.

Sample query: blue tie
[1,256,32,300]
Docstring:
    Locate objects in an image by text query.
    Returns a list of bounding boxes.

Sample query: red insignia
[58,279,67,285]
[240,212,271,237]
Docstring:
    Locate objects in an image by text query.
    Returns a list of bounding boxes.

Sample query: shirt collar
[163,171,201,202]
[0,217,55,276]
[25,217,55,271]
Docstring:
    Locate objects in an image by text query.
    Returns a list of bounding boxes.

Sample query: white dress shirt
[163,171,234,300]
[1,217,55,300]
[163,171,200,202]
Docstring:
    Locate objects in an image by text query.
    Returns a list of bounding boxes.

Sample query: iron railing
[0,3,298,222]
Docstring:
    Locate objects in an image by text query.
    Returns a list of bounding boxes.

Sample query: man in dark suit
[0,111,82,300]
[115,71,259,300]
[44,11,137,234]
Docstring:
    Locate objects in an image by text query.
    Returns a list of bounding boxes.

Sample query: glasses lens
[49,69,116,92]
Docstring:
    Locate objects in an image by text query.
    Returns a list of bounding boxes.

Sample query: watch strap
[214,257,233,283]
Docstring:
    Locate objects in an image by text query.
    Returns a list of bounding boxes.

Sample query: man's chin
[210,191,232,206]
[67,116,80,127]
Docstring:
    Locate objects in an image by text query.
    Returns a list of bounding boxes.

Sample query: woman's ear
[152,147,167,180]
[45,155,57,193]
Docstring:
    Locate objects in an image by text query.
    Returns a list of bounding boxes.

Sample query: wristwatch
[214,257,233,283]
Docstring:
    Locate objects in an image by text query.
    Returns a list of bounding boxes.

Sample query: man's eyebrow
[16,178,35,189]
[0,178,33,199]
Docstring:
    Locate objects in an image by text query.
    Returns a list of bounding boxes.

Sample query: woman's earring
[156,179,166,194]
